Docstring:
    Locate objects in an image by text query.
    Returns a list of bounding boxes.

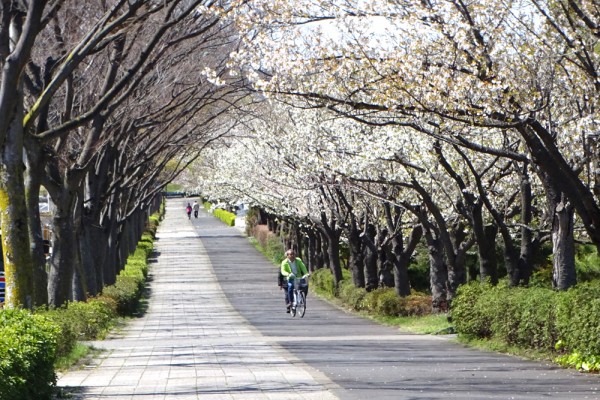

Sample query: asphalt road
[191,206,600,400]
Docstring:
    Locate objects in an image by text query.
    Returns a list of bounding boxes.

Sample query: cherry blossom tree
[225,0,599,290]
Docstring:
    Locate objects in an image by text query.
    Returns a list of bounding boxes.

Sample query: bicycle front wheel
[298,291,306,318]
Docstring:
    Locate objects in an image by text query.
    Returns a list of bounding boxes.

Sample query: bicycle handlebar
[288,273,310,280]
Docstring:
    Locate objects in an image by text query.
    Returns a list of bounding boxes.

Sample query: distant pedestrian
[185,203,192,219]
[193,200,200,218]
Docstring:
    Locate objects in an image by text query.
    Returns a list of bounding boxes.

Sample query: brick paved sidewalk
[56,203,338,400]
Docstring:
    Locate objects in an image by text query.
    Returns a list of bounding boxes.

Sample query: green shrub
[407,243,433,292]
[374,289,404,316]
[265,235,285,264]
[0,202,162,399]
[361,288,387,312]
[452,281,600,371]
[403,292,432,316]
[249,225,284,264]
[512,288,557,350]
[102,275,143,315]
[575,245,600,282]
[138,235,154,257]
[0,309,60,400]
[339,281,367,310]
[244,207,260,236]
[214,208,236,226]
[147,216,159,237]
[37,306,78,360]
[451,282,493,338]
[310,268,336,297]
[69,298,117,339]
[40,298,118,354]
[554,284,600,355]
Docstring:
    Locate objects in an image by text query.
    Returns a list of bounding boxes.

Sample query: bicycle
[290,274,309,317]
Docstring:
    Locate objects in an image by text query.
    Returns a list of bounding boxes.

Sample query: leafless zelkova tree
[1,0,251,307]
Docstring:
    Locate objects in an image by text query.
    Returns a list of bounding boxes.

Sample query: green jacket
[280,257,308,280]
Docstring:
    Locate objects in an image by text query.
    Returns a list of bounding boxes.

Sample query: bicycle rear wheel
[298,291,306,317]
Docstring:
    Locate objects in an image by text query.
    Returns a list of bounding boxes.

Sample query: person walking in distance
[185,203,192,219]
[280,249,308,313]
[193,200,200,218]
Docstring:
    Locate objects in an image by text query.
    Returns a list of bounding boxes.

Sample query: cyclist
[280,249,308,313]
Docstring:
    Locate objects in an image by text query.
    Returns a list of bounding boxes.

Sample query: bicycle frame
[291,276,308,317]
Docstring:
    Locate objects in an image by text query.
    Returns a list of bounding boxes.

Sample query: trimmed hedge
[0,205,164,398]
[203,202,236,226]
[40,296,118,358]
[311,268,431,317]
[213,208,236,226]
[451,281,600,371]
[0,309,60,400]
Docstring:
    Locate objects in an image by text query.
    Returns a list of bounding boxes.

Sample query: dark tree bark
[314,210,342,285]
[520,121,600,254]
[552,198,576,290]
[518,166,535,286]
[362,223,379,291]
[480,223,498,283]
[538,169,577,290]
[306,228,319,271]
[47,189,77,306]
[24,139,48,306]
[346,213,365,288]
[411,178,472,302]
[425,228,448,313]
[392,224,422,296]
[436,142,498,285]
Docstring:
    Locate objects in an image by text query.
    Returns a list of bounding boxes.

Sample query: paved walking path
[56,201,338,399]
[57,199,600,399]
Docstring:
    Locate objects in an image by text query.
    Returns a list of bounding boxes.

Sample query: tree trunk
[520,122,600,253]
[320,233,330,268]
[425,231,448,312]
[552,197,576,290]
[446,221,470,302]
[480,224,498,284]
[314,232,324,270]
[363,223,379,291]
[327,232,343,286]
[24,144,48,306]
[306,229,318,271]
[71,188,89,301]
[378,249,394,288]
[0,0,44,309]
[393,225,422,296]
[518,171,534,285]
[539,170,577,290]
[47,199,77,306]
[346,218,365,288]
[0,149,34,308]
[0,91,34,308]
[80,217,102,296]
[100,191,120,285]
